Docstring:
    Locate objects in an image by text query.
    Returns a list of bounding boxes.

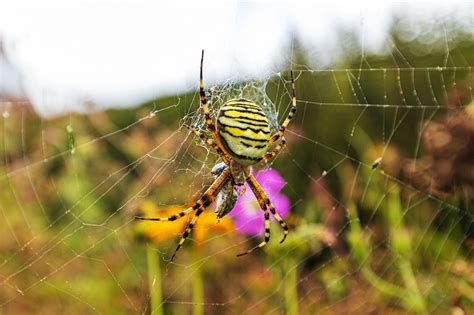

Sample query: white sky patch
[0,0,471,116]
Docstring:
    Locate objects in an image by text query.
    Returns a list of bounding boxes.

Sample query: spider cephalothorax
[135,50,296,261]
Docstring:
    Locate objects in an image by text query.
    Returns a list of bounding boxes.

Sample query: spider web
[0,13,473,315]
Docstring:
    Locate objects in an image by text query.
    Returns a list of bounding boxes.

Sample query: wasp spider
[135,50,297,261]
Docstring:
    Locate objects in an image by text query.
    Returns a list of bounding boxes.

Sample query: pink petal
[228,168,291,237]
[254,168,287,194]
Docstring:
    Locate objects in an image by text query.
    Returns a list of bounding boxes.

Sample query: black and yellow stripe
[267,70,297,148]
[247,174,289,243]
[237,208,270,257]
[216,98,270,165]
[135,166,231,261]
[198,50,230,164]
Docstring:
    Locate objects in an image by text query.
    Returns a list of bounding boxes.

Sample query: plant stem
[361,266,405,299]
[192,250,204,315]
[398,259,427,313]
[387,188,427,313]
[147,245,164,315]
[284,258,299,315]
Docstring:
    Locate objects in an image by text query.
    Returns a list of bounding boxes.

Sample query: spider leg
[247,174,289,243]
[236,208,270,257]
[171,206,205,261]
[136,166,231,261]
[267,70,296,148]
[264,136,287,162]
[170,164,230,261]
[135,206,194,222]
[183,124,230,164]
[237,184,246,196]
[199,50,229,159]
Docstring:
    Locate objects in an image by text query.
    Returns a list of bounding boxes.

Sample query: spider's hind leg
[199,50,229,162]
[184,124,230,164]
[266,70,297,148]
[264,136,287,162]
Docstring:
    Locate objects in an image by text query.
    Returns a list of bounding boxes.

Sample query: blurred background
[0,1,473,314]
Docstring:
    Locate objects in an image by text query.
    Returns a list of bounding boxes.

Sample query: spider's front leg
[236,207,270,257]
[247,174,288,243]
[135,166,231,261]
[236,174,289,257]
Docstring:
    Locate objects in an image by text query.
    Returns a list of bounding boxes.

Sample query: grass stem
[284,258,299,315]
[192,250,204,315]
[147,245,164,315]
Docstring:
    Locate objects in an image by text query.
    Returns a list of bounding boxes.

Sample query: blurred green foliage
[0,21,473,314]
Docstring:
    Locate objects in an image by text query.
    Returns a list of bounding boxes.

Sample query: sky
[0,0,471,116]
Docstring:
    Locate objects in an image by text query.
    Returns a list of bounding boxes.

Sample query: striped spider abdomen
[216,98,271,165]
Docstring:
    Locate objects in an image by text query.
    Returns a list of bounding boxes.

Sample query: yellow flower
[193,211,234,246]
[135,200,234,246]
[136,201,189,244]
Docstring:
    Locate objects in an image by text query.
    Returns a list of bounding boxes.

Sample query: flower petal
[232,207,264,236]
[254,168,287,194]
[228,168,291,237]
[269,194,291,220]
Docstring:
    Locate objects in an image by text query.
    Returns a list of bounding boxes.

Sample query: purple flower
[229,168,290,236]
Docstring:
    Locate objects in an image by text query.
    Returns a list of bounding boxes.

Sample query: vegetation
[0,22,473,314]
